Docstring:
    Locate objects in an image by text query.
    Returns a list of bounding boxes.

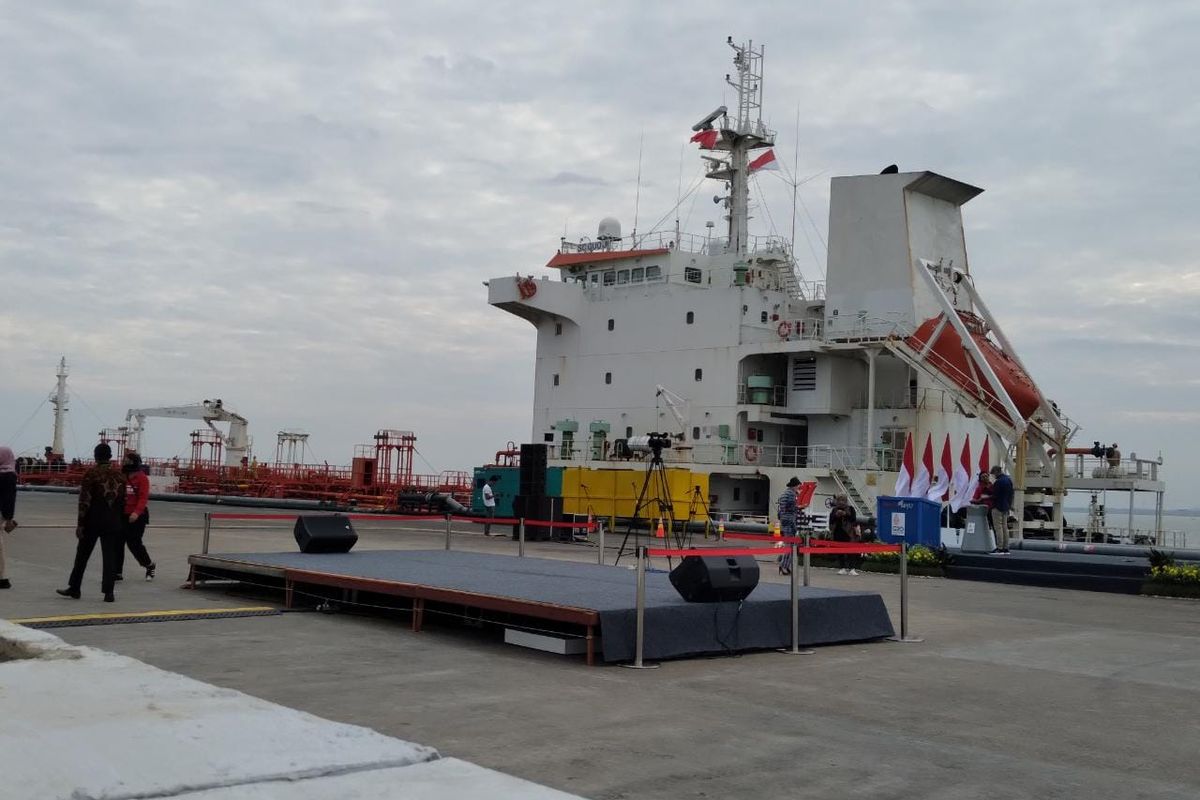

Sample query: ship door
[780,424,808,468]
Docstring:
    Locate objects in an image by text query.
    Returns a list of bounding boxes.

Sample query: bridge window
[694,368,703,382]
[617,270,630,285]
[684,267,702,283]
[605,372,612,385]
[631,267,644,283]
[646,265,662,281]
[603,270,616,286]
[686,311,694,324]
[608,318,614,331]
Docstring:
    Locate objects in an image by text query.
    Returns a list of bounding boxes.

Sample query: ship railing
[776,317,824,340]
[625,443,904,470]
[1072,526,1189,548]
[851,387,960,412]
[825,314,912,342]
[737,383,787,406]
[1070,454,1162,482]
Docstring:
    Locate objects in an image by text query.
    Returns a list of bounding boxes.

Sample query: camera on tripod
[626,432,674,461]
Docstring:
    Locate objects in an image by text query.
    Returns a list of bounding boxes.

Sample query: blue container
[875,496,942,548]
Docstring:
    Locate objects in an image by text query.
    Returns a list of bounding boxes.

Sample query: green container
[471,465,564,517]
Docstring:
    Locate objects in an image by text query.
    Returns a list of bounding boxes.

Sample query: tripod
[616,438,682,565]
[682,485,714,547]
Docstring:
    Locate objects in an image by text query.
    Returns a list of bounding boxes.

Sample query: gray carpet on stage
[207,550,895,662]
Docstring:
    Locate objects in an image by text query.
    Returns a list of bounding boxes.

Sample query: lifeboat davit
[905,311,1042,425]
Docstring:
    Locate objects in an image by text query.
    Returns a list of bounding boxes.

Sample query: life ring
[517,277,538,300]
[776,320,793,338]
[743,445,760,463]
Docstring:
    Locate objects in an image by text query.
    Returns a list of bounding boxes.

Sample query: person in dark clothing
[58,443,127,602]
[0,445,18,589]
[828,494,859,575]
[115,451,155,581]
[989,465,1014,553]
[776,477,801,575]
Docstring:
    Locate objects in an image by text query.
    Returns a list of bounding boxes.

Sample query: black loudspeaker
[511,495,554,541]
[520,443,548,496]
[669,555,760,602]
[294,515,358,554]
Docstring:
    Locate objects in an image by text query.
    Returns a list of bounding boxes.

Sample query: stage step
[946,550,1150,594]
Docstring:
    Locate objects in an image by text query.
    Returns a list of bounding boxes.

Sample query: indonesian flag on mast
[978,435,991,476]
[929,433,953,503]
[690,129,719,149]
[912,433,934,498]
[950,435,973,512]
[749,149,780,172]
[894,434,915,497]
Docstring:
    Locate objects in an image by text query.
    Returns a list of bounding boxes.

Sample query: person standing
[115,451,156,581]
[776,477,801,575]
[57,443,127,602]
[0,446,19,589]
[829,494,859,575]
[989,465,1014,554]
[481,476,499,536]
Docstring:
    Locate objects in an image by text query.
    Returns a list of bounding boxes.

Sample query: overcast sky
[2,2,1197,506]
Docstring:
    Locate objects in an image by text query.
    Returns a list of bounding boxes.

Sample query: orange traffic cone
[773,520,784,548]
[717,520,726,541]
[655,518,666,539]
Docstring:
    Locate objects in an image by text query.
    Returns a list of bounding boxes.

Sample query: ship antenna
[706,38,774,256]
[790,103,800,254]
[631,128,644,247]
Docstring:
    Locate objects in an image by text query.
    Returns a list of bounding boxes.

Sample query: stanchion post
[518,517,526,557]
[620,545,659,669]
[444,513,452,551]
[597,520,605,566]
[202,512,212,555]
[802,529,811,587]
[780,542,814,655]
[889,540,924,643]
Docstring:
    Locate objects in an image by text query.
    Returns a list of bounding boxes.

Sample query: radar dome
[597,217,622,241]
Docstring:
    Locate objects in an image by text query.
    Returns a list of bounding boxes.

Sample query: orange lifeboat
[905,311,1042,425]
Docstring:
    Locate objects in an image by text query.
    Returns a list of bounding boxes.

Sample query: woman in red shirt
[117,451,156,581]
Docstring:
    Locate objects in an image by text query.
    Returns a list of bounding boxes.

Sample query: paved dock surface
[3,492,1198,799]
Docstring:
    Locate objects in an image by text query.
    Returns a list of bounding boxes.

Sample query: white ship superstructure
[489,40,1168,539]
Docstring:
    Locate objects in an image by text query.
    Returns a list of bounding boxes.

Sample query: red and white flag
[690,129,719,149]
[894,434,915,497]
[912,433,933,498]
[950,435,973,512]
[929,433,952,503]
[749,149,779,172]
[978,435,991,476]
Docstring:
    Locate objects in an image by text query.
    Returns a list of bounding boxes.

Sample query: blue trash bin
[876,496,941,548]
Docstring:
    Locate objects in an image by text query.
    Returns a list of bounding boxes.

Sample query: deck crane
[124,399,250,467]
[654,384,690,441]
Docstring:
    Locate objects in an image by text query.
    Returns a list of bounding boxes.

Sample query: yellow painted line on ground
[8,606,277,625]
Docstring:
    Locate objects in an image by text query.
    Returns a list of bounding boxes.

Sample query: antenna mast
[696,38,774,256]
[50,356,69,457]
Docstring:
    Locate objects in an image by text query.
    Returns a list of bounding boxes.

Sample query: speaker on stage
[519,443,548,496]
[669,555,760,602]
[294,515,358,554]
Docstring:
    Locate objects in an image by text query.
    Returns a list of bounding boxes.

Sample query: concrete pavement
[2,492,1198,799]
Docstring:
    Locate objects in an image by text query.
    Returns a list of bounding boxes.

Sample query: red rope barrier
[721,531,901,553]
[647,547,784,558]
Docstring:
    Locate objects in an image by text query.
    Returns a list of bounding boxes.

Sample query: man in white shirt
[481,477,499,536]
